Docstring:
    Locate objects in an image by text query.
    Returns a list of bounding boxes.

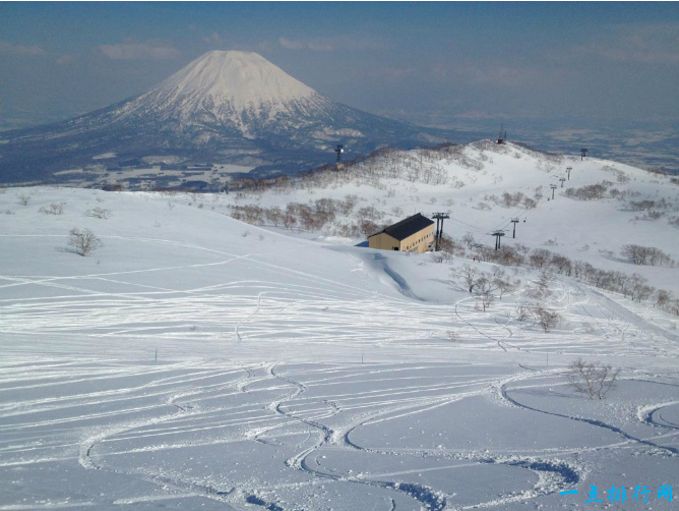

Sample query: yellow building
[368,213,435,253]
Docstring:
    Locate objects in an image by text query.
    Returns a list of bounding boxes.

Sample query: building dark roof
[369,213,434,241]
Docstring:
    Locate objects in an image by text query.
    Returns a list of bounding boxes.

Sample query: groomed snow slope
[1,187,678,510]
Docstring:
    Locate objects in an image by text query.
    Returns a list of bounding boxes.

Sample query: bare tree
[359,219,379,237]
[534,306,560,332]
[515,304,530,322]
[535,270,553,298]
[461,264,479,294]
[529,249,551,269]
[474,277,497,312]
[492,269,513,299]
[462,232,475,248]
[621,244,674,267]
[568,359,620,399]
[68,228,102,256]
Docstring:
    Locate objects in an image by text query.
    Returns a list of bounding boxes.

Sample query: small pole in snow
[550,184,557,200]
[154,348,158,364]
[361,352,364,364]
[566,166,572,180]
[546,352,549,367]
[559,177,566,188]
[580,148,588,160]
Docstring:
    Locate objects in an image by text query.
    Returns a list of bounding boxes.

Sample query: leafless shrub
[495,246,525,266]
[18,193,30,206]
[564,183,609,200]
[534,306,560,332]
[460,264,479,294]
[522,197,537,209]
[621,244,674,267]
[529,249,551,269]
[68,228,102,256]
[625,273,654,302]
[655,289,672,308]
[474,277,496,311]
[39,202,65,215]
[567,359,620,399]
[493,270,515,299]
[86,207,111,219]
[515,304,531,322]
[462,233,475,248]
[627,199,659,212]
[527,270,553,300]
[549,254,573,276]
[360,219,380,237]
[437,235,456,254]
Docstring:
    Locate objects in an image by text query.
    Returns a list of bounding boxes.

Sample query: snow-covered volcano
[0,50,455,185]
[149,50,319,113]
[118,50,331,138]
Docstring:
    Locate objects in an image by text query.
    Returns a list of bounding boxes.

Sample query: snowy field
[1,186,678,510]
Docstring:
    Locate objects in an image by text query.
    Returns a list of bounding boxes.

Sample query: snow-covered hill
[190,140,678,295]
[1,186,679,510]
[0,51,455,185]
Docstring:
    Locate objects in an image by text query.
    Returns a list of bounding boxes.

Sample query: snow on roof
[370,213,434,241]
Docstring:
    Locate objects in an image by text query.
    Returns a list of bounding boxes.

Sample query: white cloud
[279,37,335,52]
[56,54,74,65]
[202,32,224,47]
[98,40,180,61]
[0,40,45,56]
[278,36,385,52]
[579,23,679,64]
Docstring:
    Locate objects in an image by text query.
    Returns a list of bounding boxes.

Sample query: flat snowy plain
[1,182,678,510]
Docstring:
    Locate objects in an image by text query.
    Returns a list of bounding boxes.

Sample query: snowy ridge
[225,140,679,294]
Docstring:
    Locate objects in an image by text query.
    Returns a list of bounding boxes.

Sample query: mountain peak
[151,49,318,111]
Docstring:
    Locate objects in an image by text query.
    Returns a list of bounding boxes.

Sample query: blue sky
[2,2,679,130]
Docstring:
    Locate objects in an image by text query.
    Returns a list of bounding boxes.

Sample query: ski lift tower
[491,230,506,250]
[432,212,450,251]
[496,124,507,145]
[510,217,520,238]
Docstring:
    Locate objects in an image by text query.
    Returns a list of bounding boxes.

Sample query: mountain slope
[170,140,679,296]
[0,51,454,185]
[2,185,679,510]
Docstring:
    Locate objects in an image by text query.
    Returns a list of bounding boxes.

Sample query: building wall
[368,232,400,250]
[368,224,435,253]
[398,224,435,253]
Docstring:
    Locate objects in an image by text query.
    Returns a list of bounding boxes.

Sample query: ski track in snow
[2,216,679,509]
